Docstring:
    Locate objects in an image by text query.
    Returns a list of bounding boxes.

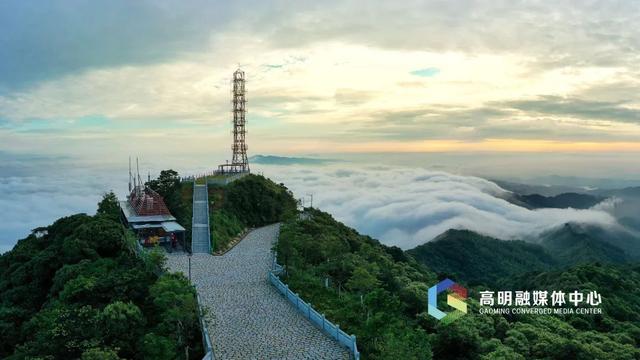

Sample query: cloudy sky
[1,1,640,251]
[1,0,639,160]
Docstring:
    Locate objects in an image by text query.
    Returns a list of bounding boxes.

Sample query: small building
[120,186,186,248]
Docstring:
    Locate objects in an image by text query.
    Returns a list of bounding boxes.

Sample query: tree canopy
[0,193,203,359]
[277,208,640,360]
[207,174,298,252]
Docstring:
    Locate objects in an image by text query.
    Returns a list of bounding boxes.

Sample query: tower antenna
[133,161,137,192]
[136,157,142,195]
[217,68,250,174]
[128,156,132,193]
[231,69,249,172]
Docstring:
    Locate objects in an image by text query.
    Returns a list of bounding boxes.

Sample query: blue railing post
[269,251,360,360]
[351,335,358,358]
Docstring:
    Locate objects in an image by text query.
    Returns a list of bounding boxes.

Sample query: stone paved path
[191,184,210,253]
[166,224,351,360]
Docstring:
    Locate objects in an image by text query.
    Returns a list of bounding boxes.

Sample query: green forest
[146,170,193,250]
[2,171,639,360]
[0,193,203,360]
[207,174,298,252]
[277,208,640,360]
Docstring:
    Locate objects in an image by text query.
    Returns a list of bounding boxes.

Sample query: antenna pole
[128,156,132,192]
[136,157,141,195]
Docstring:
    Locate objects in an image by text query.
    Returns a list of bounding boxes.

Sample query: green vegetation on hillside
[541,223,631,265]
[277,209,437,359]
[503,263,640,331]
[207,174,297,252]
[146,169,193,249]
[510,192,604,209]
[543,222,640,259]
[278,208,640,360]
[408,229,558,286]
[0,193,203,359]
[409,224,640,287]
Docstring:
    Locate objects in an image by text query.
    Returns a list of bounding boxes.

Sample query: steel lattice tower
[230,69,249,172]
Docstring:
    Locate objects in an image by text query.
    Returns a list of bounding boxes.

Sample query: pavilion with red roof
[120,186,186,248]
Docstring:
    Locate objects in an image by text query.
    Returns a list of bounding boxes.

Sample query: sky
[1,1,640,252]
[1,0,639,161]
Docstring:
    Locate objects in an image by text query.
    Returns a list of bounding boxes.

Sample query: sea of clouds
[258,164,619,250]
[0,168,125,253]
[0,161,620,253]
[0,152,216,253]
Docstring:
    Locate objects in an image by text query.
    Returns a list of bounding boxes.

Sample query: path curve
[166,224,350,360]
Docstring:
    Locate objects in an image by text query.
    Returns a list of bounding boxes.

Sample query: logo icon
[428,278,467,324]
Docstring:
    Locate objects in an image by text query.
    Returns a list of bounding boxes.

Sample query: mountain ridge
[407,222,640,286]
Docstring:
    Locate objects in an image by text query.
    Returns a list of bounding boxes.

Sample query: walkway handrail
[204,178,212,254]
[181,171,249,185]
[269,255,361,360]
[191,178,196,254]
[195,287,215,360]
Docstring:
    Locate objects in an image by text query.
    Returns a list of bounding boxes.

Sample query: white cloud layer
[0,161,622,254]
[258,164,618,250]
[0,154,228,253]
[0,170,125,253]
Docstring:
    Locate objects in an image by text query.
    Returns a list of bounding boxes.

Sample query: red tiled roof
[128,187,172,216]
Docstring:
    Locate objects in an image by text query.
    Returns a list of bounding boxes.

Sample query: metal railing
[270,256,361,360]
[208,172,249,185]
[181,171,249,185]
[191,179,196,254]
[204,179,211,254]
[196,288,215,360]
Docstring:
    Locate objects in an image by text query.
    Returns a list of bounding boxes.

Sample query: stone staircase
[191,183,211,253]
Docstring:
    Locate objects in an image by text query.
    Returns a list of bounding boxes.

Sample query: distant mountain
[539,222,640,259]
[620,217,640,232]
[407,223,640,286]
[505,192,604,209]
[407,229,557,285]
[503,175,640,191]
[494,179,640,197]
[249,154,337,165]
[596,186,640,199]
[493,179,589,196]
[540,223,631,265]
